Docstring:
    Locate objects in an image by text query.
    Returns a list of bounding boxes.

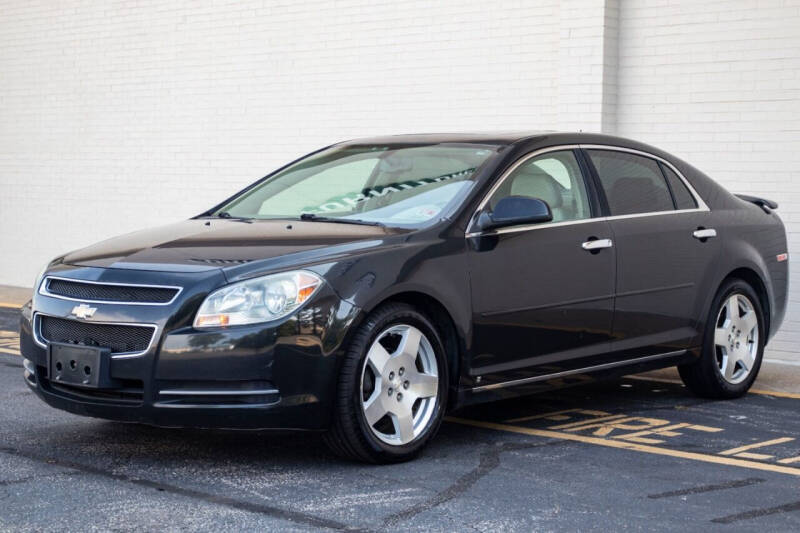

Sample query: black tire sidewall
[349,305,449,460]
[701,279,766,396]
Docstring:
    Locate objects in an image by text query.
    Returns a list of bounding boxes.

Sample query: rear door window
[587,150,674,216]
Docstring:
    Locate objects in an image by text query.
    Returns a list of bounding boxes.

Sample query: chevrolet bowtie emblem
[70,303,97,319]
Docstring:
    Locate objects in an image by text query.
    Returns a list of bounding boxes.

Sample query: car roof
[336,131,728,212]
[339,131,552,146]
[338,131,670,155]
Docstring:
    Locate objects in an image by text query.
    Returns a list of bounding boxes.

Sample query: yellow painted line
[0,302,21,309]
[778,456,800,464]
[446,417,800,477]
[735,452,776,460]
[506,409,574,423]
[719,437,795,456]
[610,423,692,445]
[506,408,608,424]
[688,424,725,433]
[0,329,20,356]
[626,375,800,400]
[547,414,628,430]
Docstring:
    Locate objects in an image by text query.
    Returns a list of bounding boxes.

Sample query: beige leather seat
[509,168,566,222]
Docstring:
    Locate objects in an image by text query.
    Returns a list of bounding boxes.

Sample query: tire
[323,302,449,463]
[678,278,765,399]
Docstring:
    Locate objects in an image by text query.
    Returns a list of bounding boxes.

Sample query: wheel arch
[720,267,771,341]
[351,290,464,409]
[702,224,777,343]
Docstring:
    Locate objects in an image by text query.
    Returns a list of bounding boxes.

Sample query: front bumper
[20,266,360,430]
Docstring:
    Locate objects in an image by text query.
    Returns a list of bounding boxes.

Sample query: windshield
[213,143,499,227]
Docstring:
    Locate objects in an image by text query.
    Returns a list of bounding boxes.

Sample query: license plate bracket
[48,343,114,389]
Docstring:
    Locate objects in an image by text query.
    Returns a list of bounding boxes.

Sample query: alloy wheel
[360,324,439,445]
[714,292,759,385]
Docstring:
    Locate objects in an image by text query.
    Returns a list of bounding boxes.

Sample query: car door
[584,147,721,357]
[467,148,616,386]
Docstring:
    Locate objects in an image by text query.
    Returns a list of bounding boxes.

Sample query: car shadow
[22,376,702,469]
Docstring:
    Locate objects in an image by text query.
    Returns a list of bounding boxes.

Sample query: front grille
[39,316,154,354]
[48,380,145,404]
[45,278,179,304]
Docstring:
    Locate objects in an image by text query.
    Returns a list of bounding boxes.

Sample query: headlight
[194,270,323,328]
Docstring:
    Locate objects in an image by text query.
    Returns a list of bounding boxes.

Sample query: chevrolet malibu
[20,132,788,463]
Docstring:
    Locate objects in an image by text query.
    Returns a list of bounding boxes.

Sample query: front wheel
[679,278,765,398]
[324,303,448,463]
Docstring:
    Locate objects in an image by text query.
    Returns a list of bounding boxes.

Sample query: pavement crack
[0,446,365,532]
[0,470,81,487]
[712,500,800,524]
[0,475,35,487]
[648,477,765,499]
[380,439,562,529]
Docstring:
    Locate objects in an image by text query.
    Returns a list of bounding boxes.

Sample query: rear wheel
[679,278,765,398]
[324,303,448,463]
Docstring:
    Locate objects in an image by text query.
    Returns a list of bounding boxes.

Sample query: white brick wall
[557,0,619,131]
[616,0,800,358]
[1,0,799,355]
[0,0,571,287]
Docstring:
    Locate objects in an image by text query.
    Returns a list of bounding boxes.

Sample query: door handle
[693,228,717,240]
[582,238,613,251]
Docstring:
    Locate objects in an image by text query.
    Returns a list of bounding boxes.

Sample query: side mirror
[476,196,553,232]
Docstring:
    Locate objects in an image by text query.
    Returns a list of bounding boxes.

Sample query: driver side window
[489,150,591,223]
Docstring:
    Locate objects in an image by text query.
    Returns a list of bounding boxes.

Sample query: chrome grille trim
[159,389,279,396]
[32,312,158,359]
[39,276,182,306]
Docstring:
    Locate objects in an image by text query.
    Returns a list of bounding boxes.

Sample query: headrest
[510,169,563,208]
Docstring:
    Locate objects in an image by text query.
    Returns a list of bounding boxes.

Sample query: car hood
[62,219,412,273]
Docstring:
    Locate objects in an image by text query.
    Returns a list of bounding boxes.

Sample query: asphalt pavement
[1,305,799,532]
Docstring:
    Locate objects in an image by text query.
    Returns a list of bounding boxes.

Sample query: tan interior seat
[509,168,566,222]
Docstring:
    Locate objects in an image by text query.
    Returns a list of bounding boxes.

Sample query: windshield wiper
[299,213,384,227]
[215,212,253,223]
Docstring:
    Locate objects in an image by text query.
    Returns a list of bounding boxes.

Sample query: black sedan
[20,132,788,463]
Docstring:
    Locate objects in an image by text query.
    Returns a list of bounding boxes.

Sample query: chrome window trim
[39,276,183,306]
[579,144,709,211]
[466,216,599,238]
[32,311,159,360]
[470,350,686,392]
[465,143,709,238]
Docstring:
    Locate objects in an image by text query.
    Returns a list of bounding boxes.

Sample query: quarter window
[488,150,591,223]
[660,163,698,210]
[587,150,674,216]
